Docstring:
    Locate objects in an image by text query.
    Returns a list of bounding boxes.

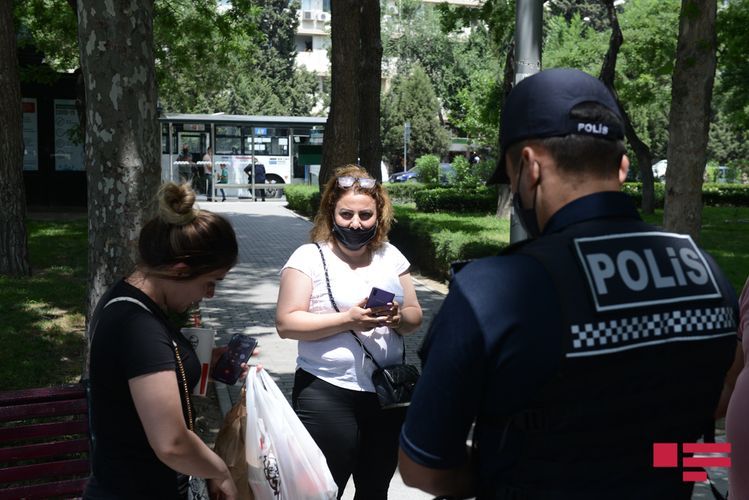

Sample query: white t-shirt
[282,241,410,392]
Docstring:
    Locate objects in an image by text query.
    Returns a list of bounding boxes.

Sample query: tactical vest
[484,216,736,500]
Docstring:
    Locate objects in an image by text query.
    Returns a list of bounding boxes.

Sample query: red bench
[0,384,91,499]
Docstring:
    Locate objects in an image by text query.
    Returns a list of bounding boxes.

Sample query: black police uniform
[400,192,737,500]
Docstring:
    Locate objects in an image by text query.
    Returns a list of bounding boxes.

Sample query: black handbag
[315,243,420,409]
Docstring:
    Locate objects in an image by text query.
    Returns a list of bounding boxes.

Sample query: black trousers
[292,369,406,500]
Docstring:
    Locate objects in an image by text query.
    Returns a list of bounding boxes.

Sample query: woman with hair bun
[85,182,242,500]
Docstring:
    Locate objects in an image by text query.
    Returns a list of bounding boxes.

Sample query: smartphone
[211,334,258,385]
[365,287,395,310]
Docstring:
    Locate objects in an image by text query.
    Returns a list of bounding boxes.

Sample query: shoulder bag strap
[95,294,195,430]
[314,242,390,370]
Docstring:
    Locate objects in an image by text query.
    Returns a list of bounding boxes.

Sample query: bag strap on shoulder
[314,242,405,369]
[94,293,194,429]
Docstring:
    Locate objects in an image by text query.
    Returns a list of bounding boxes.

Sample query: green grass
[0,218,88,390]
[391,204,509,280]
[394,204,749,292]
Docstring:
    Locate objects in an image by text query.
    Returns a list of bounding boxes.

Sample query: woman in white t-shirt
[276,164,423,499]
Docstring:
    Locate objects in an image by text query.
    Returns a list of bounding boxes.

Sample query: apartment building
[293,0,481,81]
[295,0,332,78]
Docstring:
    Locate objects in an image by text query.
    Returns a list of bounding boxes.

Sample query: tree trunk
[495,42,514,219]
[357,0,382,181]
[77,0,161,329]
[0,1,31,276]
[598,0,656,214]
[664,0,717,240]
[320,0,361,187]
[622,107,655,213]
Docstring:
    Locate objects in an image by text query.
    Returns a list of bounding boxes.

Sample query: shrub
[383,182,428,203]
[284,184,320,217]
[414,187,497,213]
[415,154,440,186]
[622,182,749,207]
[451,156,473,188]
[621,182,665,208]
[389,206,508,281]
[702,183,749,206]
[452,156,495,189]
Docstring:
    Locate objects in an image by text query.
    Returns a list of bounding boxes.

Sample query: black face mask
[332,222,378,251]
[512,161,541,238]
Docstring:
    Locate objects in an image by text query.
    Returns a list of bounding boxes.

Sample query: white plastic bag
[245,368,338,500]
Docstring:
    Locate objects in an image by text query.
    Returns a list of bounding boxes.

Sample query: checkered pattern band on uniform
[567,306,736,358]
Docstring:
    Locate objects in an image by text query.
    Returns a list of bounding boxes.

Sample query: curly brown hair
[310,165,393,251]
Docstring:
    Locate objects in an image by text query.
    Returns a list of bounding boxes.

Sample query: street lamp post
[510,0,542,244]
[403,121,411,172]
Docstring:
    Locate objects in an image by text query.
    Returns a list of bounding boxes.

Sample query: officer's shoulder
[451,249,547,285]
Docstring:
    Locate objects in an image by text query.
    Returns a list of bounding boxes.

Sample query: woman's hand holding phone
[348,298,384,331]
[210,334,260,385]
[363,287,401,329]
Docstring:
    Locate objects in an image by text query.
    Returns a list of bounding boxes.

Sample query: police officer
[398,68,738,499]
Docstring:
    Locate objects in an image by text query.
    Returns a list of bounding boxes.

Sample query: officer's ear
[522,144,547,187]
[618,154,630,185]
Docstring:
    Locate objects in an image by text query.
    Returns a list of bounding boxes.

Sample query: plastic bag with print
[245,368,337,500]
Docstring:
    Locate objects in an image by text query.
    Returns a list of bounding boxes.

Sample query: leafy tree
[16,0,320,116]
[155,0,321,115]
[13,0,78,82]
[545,0,610,31]
[716,0,749,131]
[382,0,457,120]
[664,0,718,240]
[708,107,749,170]
[436,0,516,218]
[544,13,605,72]
[614,0,679,161]
[255,0,300,81]
[1,0,30,276]
[452,66,500,148]
[414,154,440,186]
[543,0,680,163]
[382,0,502,145]
[381,65,450,169]
[153,1,262,113]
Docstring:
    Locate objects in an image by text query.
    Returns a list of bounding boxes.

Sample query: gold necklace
[172,341,194,431]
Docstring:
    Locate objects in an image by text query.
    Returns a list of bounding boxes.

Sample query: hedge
[622,182,749,207]
[413,187,498,213]
[383,182,428,203]
[284,184,321,217]
[286,182,429,212]
[389,206,508,281]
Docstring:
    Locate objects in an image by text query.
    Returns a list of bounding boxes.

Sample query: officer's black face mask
[332,222,378,251]
[512,160,541,238]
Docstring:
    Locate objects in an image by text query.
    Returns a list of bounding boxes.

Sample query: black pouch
[372,363,420,409]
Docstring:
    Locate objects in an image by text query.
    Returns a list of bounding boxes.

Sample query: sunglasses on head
[337,176,376,189]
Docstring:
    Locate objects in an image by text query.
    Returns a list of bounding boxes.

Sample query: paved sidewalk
[199,199,440,500]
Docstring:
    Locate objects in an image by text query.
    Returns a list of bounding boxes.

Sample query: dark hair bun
[158,182,198,226]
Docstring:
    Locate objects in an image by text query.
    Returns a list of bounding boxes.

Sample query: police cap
[488,68,624,185]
